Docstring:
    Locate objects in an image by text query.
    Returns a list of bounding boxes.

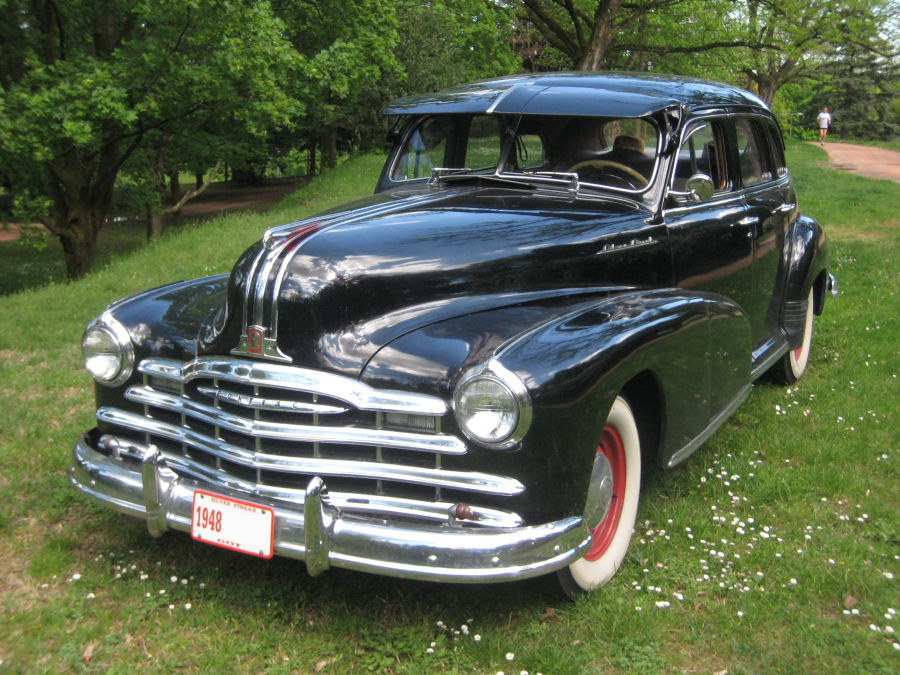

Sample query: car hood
[201,184,668,377]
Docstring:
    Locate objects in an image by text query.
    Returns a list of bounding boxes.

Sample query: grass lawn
[1,144,899,674]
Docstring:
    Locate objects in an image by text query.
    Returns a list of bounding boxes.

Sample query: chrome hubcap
[583,452,614,529]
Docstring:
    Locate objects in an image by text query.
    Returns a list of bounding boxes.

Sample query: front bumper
[70,432,591,583]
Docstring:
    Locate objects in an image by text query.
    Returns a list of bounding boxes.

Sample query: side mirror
[669,173,715,204]
[685,174,714,202]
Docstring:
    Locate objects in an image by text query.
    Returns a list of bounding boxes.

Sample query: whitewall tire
[558,396,641,596]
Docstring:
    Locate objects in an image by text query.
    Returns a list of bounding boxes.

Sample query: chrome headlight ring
[452,359,532,450]
[82,311,135,387]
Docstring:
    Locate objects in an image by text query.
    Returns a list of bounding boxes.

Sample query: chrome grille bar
[125,386,465,454]
[195,385,348,415]
[139,357,448,415]
[97,408,524,496]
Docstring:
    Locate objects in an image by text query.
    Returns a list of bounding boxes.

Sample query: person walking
[817,107,832,145]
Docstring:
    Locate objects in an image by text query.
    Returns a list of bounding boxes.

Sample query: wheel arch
[620,369,665,470]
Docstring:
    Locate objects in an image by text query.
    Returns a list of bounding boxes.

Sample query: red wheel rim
[583,425,627,561]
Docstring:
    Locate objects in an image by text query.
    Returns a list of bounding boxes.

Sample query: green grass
[1,145,899,674]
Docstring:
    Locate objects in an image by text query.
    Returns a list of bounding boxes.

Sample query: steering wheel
[567,160,649,187]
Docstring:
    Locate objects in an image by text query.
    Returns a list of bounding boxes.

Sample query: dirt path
[0,177,306,243]
[817,142,900,183]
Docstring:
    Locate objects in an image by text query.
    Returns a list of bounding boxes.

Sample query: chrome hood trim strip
[96,408,522,495]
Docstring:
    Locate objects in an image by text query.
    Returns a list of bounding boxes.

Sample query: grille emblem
[248,327,263,355]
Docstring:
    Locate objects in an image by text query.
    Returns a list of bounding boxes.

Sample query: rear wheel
[770,287,815,385]
[558,396,641,598]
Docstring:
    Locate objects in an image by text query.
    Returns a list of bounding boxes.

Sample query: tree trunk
[195,172,204,189]
[147,212,164,241]
[59,222,99,280]
[307,144,317,176]
[322,126,337,170]
[168,169,182,227]
[577,0,624,70]
[44,136,120,281]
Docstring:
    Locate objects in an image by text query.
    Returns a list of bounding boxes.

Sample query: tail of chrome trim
[828,273,839,298]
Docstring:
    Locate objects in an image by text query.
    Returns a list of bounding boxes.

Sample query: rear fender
[780,214,831,347]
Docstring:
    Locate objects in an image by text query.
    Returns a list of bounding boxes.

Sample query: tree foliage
[0,0,299,279]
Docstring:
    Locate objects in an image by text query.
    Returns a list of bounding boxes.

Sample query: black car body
[72,73,835,594]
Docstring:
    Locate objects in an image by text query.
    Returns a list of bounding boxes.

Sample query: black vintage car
[73,73,836,596]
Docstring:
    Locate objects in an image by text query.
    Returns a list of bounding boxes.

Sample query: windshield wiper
[429,167,538,190]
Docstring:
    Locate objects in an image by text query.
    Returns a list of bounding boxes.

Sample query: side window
[673,120,728,192]
[391,117,452,181]
[735,118,773,187]
[464,116,504,171]
[765,122,788,178]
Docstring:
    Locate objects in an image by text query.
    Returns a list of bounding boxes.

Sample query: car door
[734,116,794,351]
[665,117,756,325]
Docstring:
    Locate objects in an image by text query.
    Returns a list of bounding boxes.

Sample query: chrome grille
[96,356,524,528]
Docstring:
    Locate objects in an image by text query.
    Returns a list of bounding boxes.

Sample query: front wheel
[558,396,641,597]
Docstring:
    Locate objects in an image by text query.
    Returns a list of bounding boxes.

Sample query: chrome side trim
[139,357,449,415]
[70,436,585,583]
[750,339,789,380]
[195,385,348,415]
[123,387,464,454]
[666,384,752,468]
[96,408,522,495]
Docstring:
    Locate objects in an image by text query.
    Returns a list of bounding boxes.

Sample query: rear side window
[735,118,773,187]
[765,122,788,178]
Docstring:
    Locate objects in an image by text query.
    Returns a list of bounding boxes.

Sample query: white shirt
[817,112,832,128]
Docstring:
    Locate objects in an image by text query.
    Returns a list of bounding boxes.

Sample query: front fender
[497,290,751,470]
[362,289,751,519]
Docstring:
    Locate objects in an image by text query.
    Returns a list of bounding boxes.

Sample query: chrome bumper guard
[70,433,591,582]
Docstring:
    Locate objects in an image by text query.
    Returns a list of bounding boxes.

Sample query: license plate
[191,490,274,558]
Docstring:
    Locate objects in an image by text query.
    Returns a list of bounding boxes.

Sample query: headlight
[452,360,531,449]
[82,313,134,387]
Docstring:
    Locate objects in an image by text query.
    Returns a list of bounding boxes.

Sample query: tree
[514,0,763,72]
[809,45,900,139]
[0,0,298,280]
[738,0,894,106]
[275,0,401,170]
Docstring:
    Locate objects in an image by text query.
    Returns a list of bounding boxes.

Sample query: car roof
[381,72,769,118]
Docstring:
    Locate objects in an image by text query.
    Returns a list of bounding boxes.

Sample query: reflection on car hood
[207,185,659,377]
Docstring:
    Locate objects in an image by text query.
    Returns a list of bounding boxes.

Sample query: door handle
[776,203,796,213]
[736,216,759,226]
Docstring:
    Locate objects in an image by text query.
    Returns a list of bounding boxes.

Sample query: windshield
[390,114,661,193]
